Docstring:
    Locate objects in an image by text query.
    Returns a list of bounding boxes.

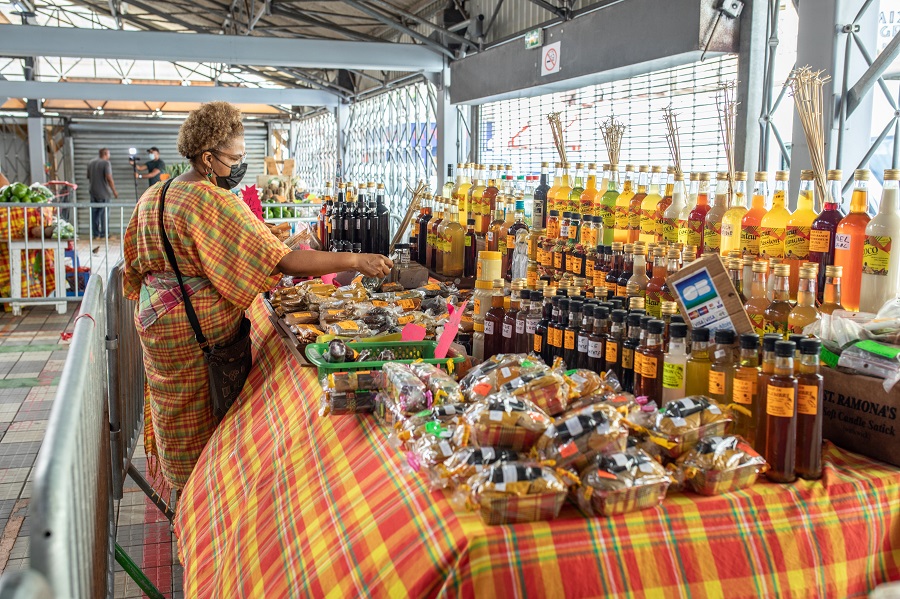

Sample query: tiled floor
[0,304,183,598]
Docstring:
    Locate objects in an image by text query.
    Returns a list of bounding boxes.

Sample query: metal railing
[0,571,53,599]
[29,275,114,598]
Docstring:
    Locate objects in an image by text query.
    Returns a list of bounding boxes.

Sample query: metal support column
[334,103,350,178]
[735,0,768,184]
[435,62,458,190]
[26,116,45,184]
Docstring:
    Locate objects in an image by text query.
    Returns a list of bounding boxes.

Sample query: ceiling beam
[0,80,340,107]
[0,24,444,72]
[339,0,455,59]
[268,4,386,43]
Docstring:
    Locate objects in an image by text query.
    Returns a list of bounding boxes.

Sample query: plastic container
[305,341,464,378]
[572,449,670,517]
[473,280,494,323]
[477,250,503,282]
[473,322,485,363]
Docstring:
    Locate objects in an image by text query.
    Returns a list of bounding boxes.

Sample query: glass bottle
[617,243,635,297]
[588,306,610,373]
[733,333,760,443]
[606,309,627,382]
[430,197,445,271]
[728,258,745,302]
[483,289,506,360]
[660,300,678,349]
[809,169,846,301]
[333,182,347,251]
[639,319,665,404]
[579,163,599,222]
[552,162,573,218]
[506,199,529,281]
[482,167,500,238]
[547,163,562,213]
[765,340,798,483]
[500,193,517,274]
[684,327,712,396]
[662,322,689,404]
[600,164,621,245]
[834,170,870,311]
[785,170,818,299]
[654,167,675,240]
[417,194,433,266]
[645,247,667,318]
[708,329,736,404]
[703,172,729,255]
[371,183,388,255]
[502,297,520,354]
[721,171,748,255]
[744,261,769,336]
[660,249,680,305]
[788,267,820,334]
[626,245,650,300]
[463,219,477,278]
[620,313,642,393]
[486,197,504,252]
[319,180,333,251]
[576,304,594,368]
[468,165,486,235]
[796,338,824,480]
[640,166,663,244]
[679,172,699,246]
[443,200,465,277]
[534,291,551,359]
[472,322,485,363]
[568,162,585,215]
[547,297,565,362]
[660,172,687,245]
[514,290,530,353]
[819,265,844,315]
[687,172,711,256]
[760,170,791,261]
[860,169,900,313]
[741,171,769,257]
[629,166,650,243]
[532,162,551,230]
[633,316,650,396]
[599,164,610,203]
[450,164,466,225]
[615,165,636,242]
[606,242,624,297]
[764,264,792,337]
[564,300,583,368]
[546,209,561,241]
[755,333,781,454]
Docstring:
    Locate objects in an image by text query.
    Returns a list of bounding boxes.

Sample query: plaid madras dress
[123,179,290,489]
[0,205,56,303]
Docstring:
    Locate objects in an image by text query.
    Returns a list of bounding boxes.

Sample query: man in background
[86,148,118,239]
[134,147,166,185]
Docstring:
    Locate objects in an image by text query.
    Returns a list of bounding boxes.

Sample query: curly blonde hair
[177,101,244,164]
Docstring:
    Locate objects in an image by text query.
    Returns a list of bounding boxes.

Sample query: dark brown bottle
[417,195,433,265]
[534,292,552,360]
[554,298,570,363]
[563,300,583,369]
[620,313,642,393]
[502,298,520,354]
[754,334,781,455]
[483,290,506,360]
[546,297,563,364]
[588,306,610,373]
[606,310,627,382]
[796,338,824,480]
[463,219,477,277]
[606,242,624,297]
[633,316,651,396]
[765,340,798,483]
[576,304,594,369]
[639,319,665,404]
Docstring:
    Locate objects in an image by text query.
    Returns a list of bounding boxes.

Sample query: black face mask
[210,152,248,190]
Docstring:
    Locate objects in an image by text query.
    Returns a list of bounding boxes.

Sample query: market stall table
[175,297,900,598]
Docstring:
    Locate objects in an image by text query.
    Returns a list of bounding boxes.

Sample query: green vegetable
[12,183,28,198]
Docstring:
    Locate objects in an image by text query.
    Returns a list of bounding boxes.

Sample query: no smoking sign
[541,41,561,76]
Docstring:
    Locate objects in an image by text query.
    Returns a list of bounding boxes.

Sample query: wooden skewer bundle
[390,181,428,253]
[717,81,739,203]
[600,116,626,168]
[547,112,568,164]
[662,106,683,178]
[789,66,830,209]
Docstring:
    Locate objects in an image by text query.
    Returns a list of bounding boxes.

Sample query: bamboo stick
[789,66,830,209]
[547,112,568,164]
[390,181,428,253]
[662,106,683,177]
[600,116,626,169]
[717,81,739,203]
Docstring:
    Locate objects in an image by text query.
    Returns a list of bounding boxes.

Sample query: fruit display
[0,183,54,203]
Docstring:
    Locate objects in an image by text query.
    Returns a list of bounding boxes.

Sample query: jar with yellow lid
[473,279,494,323]
[477,250,503,282]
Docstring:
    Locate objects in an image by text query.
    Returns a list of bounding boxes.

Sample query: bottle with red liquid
[808,169,846,302]
[796,338,824,480]
[686,172,711,257]
[416,195,433,265]
[764,340,798,483]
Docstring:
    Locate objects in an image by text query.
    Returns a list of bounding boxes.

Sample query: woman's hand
[354,253,393,278]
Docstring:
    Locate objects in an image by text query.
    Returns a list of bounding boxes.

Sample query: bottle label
[721,222,734,238]
[552,327,562,348]
[559,224,569,239]
[569,225,579,241]
[740,226,760,256]
[640,210,656,237]
[541,248,553,267]
[565,254,572,272]
[498,238,507,255]
[589,340,603,358]
[642,355,658,379]
[617,284,628,297]
[764,320,787,336]
[615,206,629,232]
[834,233,851,251]
[534,334,543,353]
[586,260,595,280]
[662,362,684,389]
[572,257,583,274]
[516,320,525,335]
[526,319,539,335]
[601,205,616,229]
[502,323,513,339]
[708,370,726,395]
[465,236,472,247]
[759,227,786,258]
[733,377,755,404]
[547,220,560,239]
[748,312,765,336]
[809,229,831,253]
[766,385,795,417]
[564,330,576,350]
[577,334,589,353]
[554,252,563,270]
[528,235,536,257]
[487,231,494,242]
[527,269,538,288]
[594,271,606,290]
[473,298,481,315]
[484,320,495,335]
[476,261,482,279]
[507,234,515,250]
[621,347,634,369]
[645,293,662,318]
[660,218,679,244]
[798,384,820,415]
[687,218,703,247]
[704,221,722,252]
[863,235,892,276]
[628,211,641,231]
[785,226,811,259]
[606,341,618,364]
[634,352,644,377]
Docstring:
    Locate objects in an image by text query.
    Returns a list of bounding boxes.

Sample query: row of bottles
[317,181,391,255]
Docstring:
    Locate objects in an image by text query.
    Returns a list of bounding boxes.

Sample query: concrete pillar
[27,116,45,184]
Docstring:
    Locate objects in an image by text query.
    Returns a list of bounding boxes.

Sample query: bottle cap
[595,306,610,318]
[854,169,870,181]
[800,169,814,180]
[639,165,650,173]
[885,169,900,181]
[612,242,624,251]
[667,166,675,174]
[629,297,645,310]
[752,260,769,273]
[467,218,476,225]
[627,313,643,327]
[717,172,728,181]
[788,334,804,346]
[754,171,768,181]
[715,328,735,344]
[651,166,663,173]
[699,172,711,181]
[661,301,679,315]
[623,243,634,253]
[604,245,613,254]
[692,327,710,342]
[774,264,791,277]
[799,266,816,279]
[735,171,748,181]
[474,280,493,290]
[541,161,549,167]
[648,319,665,334]
[583,304,594,317]
[825,265,842,278]
[742,255,756,266]
[762,334,781,352]
[671,315,685,325]
[625,164,635,171]
[611,309,627,323]
[775,171,789,181]
[827,169,842,181]
[740,332,760,349]
[690,172,699,181]
[800,338,822,355]
[474,322,484,332]
[549,210,560,216]
[775,340,795,357]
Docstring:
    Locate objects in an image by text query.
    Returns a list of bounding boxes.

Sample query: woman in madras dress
[123,102,392,489]
[0,204,57,308]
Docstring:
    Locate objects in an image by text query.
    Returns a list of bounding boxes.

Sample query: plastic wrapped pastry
[677,435,767,495]
[326,370,384,393]
[573,449,670,517]
[319,388,377,416]
[500,370,570,416]
[534,404,628,470]
[561,369,604,400]
[466,461,568,525]
[647,396,733,458]
[428,447,521,490]
[457,394,550,452]
[459,354,547,401]
[409,362,464,405]
[382,362,429,413]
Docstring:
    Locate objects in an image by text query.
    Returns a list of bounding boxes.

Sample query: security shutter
[478,56,739,176]
[70,119,268,234]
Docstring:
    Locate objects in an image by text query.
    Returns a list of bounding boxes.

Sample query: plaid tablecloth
[175,298,900,598]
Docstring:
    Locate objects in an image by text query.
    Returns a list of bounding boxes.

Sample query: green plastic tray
[305,340,464,378]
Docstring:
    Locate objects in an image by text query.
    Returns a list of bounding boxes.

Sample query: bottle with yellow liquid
[640,166,664,243]
[764,263,792,337]
[721,171,748,255]
[629,166,649,243]
[760,170,791,260]
[661,172,687,245]
[615,165,636,243]
[599,164,610,199]
[785,170,818,299]
[467,165,486,234]
[741,171,769,257]
[454,163,472,226]
[552,162,573,218]
[744,260,770,337]
[599,164,621,245]
[788,267,821,334]
[580,163,599,219]
[704,172,730,255]
[819,265,844,315]
[547,163,562,213]
[655,166,675,239]
[568,163,585,215]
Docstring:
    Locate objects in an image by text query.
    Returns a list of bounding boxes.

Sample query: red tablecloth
[175,298,900,598]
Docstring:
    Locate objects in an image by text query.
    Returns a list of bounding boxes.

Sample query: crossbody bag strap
[157,179,210,350]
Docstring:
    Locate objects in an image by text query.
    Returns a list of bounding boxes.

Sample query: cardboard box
[822,367,900,467]
[665,254,753,335]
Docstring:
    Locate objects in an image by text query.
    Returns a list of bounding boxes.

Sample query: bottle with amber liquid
[633,316,651,396]
[626,244,650,300]
[544,296,561,364]
[629,166,650,243]
[483,288,506,360]
[553,297,570,362]
[819,265,844,315]
[588,306,610,373]
[764,263,792,337]
[645,247,667,318]
[660,249,680,305]
[606,242,624,296]
[833,170,870,311]
[639,319,665,404]
[534,291,552,360]
[620,313,642,393]
[617,243,635,297]
[733,333,760,443]
[765,340,798,483]
[788,266,821,335]
[463,219,478,277]
[708,329,736,405]
[576,304,594,368]
[703,172,729,255]
[468,165,487,234]
[754,334,781,454]
[515,291,531,353]
[796,338,824,480]
[685,327,712,396]
[564,300,583,368]
[481,167,500,235]
[607,310,627,382]
[502,297,520,354]
[687,172,711,255]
